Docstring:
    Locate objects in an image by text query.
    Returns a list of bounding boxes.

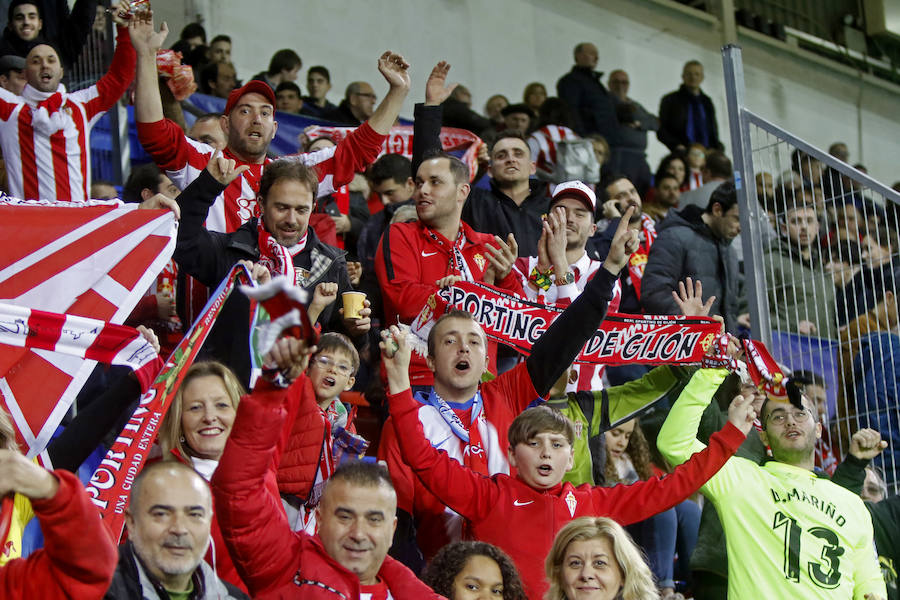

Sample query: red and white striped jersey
[137,118,386,233]
[527,124,580,179]
[0,27,135,202]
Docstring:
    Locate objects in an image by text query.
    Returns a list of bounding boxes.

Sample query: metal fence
[723,44,900,493]
[68,3,129,187]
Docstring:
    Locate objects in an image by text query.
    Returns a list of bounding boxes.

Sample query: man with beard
[0,8,134,201]
[106,461,248,599]
[659,363,887,600]
[133,19,405,235]
[588,174,653,315]
[643,172,681,223]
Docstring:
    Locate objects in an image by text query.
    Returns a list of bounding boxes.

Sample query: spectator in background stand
[607,68,657,197]
[657,60,723,152]
[206,33,231,64]
[301,65,336,117]
[359,153,415,273]
[523,81,547,114]
[557,42,620,147]
[0,449,118,599]
[187,112,227,150]
[89,179,116,199]
[200,60,237,99]
[642,182,743,331]
[251,48,301,91]
[679,150,732,210]
[0,0,98,69]
[685,143,706,190]
[172,21,204,53]
[275,81,303,114]
[480,93,509,143]
[829,141,850,163]
[327,80,377,126]
[441,83,491,135]
[0,54,25,94]
[500,102,535,135]
[763,191,836,339]
[643,172,681,223]
[589,134,610,178]
[107,461,248,599]
[0,8,135,201]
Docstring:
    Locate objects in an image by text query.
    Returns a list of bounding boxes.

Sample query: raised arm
[657,368,728,465]
[172,154,249,287]
[0,455,117,600]
[598,404,748,526]
[130,16,167,124]
[366,51,411,135]
[411,61,454,174]
[526,207,641,395]
[381,327,500,522]
[211,337,313,597]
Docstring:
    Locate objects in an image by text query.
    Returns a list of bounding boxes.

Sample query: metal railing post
[721,44,772,345]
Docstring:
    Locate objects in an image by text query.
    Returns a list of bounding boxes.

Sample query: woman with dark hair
[604,418,694,600]
[655,153,689,191]
[423,541,527,600]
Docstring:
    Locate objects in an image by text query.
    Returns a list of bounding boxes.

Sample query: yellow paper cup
[342,291,366,319]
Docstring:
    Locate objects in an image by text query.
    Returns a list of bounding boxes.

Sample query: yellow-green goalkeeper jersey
[659,369,886,599]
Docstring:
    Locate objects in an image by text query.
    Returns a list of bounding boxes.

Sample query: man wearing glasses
[658,366,887,600]
[326,81,377,125]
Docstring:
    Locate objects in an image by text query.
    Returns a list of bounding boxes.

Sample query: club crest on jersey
[473,253,486,271]
[574,420,583,439]
[565,491,577,517]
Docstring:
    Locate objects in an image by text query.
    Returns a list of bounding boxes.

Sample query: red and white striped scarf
[257,221,307,287]
[0,303,162,393]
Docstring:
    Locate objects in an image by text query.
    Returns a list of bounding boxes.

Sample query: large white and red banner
[0,198,177,457]
[305,124,483,182]
[411,281,723,365]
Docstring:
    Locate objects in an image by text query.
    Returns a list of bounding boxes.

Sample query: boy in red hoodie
[381,326,757,599]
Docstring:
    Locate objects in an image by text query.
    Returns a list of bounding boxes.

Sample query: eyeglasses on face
[767,409,810,425]
[313,355,353,376]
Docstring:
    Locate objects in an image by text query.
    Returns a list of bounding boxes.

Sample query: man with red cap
[514,180,621,390]
[132,19,409,235]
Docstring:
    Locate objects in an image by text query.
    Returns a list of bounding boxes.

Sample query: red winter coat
[212,379,442,599]
[375,220,525,385]
[388,387,745,600]
[0,470,117,599]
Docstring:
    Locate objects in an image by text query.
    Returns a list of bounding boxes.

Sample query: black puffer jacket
[640,204,740,330]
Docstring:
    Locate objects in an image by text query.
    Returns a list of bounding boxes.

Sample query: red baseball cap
[224,80,276,115]
[551,180,597,213]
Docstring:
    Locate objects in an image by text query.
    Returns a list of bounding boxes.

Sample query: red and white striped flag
[0,197,177,457]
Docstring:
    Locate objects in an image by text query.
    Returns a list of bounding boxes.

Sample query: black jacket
[556,66,621,144]
[324,99,363,125]
[105,543,248,600]
[173,170,352,385]
[641,205,740,331]
[657,84,724,151]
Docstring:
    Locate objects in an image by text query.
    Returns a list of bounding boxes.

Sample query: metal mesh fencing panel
[724,45,900,493]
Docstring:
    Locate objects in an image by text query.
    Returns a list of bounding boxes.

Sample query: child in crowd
[278,282,368,533]
[380,325,757,600]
